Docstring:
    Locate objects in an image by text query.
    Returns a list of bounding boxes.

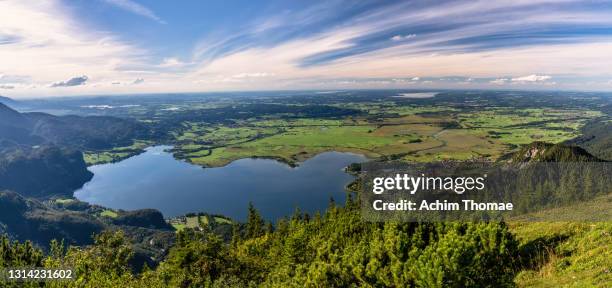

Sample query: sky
[1,0,612,98]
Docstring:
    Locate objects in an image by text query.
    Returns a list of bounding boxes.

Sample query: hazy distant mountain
[0,103,43,148]
[0,95,17,106]
[0,102,26,123]
[0,102,148,150]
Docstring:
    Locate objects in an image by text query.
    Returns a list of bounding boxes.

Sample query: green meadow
[172,106,597,167]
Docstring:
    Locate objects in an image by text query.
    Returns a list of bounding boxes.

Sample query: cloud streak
[512,75,552,82]
[2,0,612,97]
[102,0,165,24]
[391,34,416,41]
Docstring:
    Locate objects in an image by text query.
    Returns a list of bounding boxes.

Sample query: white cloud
[411,77,420,81]
[390,78,417,84]
[132,78,144,84]
[102,0,165,24]
[511,74,552,82]
[391,34,416,41]
[0,85,15,89]
[490,78,508,85]
[159,57,185,68]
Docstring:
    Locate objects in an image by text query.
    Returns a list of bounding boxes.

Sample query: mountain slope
[0,103,150,199]
[0,146,93,198]
[565,119,612,161]
[0,96,17,106]
[0,103,40,147]
[0,102,148,151]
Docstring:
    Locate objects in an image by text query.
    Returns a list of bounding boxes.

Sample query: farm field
[168,213,232,231]
[83,140,153,165]
[171,106,599,167]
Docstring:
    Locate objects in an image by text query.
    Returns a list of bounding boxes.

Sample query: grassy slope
[512,222,611,287]
[169,214,232,231]
[509,195,611,287]
[83,140,152,165]
[100,209,118,218]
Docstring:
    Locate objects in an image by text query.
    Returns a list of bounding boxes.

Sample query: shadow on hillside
[515,234,571,271]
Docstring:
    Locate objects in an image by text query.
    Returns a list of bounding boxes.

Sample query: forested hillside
[0,191,103,246]
[566,119,612,161]
[0,147,92,198]
[0,190,174,269]
[0,199,520,287]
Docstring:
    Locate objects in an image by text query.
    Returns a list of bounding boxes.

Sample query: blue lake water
[74,146,366,221]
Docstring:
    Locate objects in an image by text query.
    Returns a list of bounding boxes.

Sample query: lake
[392,92,438,98]
[74,146,366,221]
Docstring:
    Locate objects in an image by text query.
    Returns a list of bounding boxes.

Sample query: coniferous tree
[245,202,265,239]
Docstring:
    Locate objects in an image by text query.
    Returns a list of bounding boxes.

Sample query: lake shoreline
[75,146,367,221]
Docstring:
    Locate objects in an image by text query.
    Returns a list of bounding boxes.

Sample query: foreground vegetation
[2,199,609,287]
[2,200,519,287]
[512,222,611,287]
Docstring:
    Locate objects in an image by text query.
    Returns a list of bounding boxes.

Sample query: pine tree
[245,202,265,239]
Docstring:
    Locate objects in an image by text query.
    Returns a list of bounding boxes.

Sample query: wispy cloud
[0,0,149,96]
[391,34,416,41]
[159,57,186,68]
[3,0,612,97]
[186,0,612,93]
[490,78,508,85]
[511,74,552,82]
[102,0,165,24]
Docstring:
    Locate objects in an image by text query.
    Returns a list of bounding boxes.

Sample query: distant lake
[392,92,438,98]
[74,146,366,221]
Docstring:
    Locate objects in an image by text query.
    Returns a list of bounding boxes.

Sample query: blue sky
[1,0,612,97]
